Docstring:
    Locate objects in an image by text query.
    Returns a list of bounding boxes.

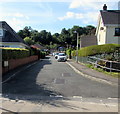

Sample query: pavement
[1,58,119,113]
[66,59,119,86]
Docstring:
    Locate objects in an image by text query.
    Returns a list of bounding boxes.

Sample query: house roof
[31,44,44,50]
[81,35,97,48]
[0,21,27,44]
[100,10,120,25]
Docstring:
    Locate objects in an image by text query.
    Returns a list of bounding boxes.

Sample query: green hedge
[40,51,46,59]
[2,48,30,61]
[72,44,120,57]
[66,49,72,59]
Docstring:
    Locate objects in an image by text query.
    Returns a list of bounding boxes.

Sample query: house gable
[96,5,120,45]
[0,21,29,48]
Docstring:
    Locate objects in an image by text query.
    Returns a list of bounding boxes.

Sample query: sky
[0,0,120,34]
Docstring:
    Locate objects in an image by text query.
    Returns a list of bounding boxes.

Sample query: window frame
[115,28,120,36]
[0,29,3,37]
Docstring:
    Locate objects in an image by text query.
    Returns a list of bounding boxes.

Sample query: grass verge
[85,64,120,78]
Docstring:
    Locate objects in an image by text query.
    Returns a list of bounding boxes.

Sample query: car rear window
[59,53,65,56]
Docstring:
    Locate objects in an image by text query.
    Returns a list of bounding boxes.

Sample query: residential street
[1,56,118,112]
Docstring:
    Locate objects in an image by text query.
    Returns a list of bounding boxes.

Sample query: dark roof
[81,35,97,48]
[0,21,26,44]
[100,10,120,25]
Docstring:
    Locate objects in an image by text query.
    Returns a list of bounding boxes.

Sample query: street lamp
[74,31,79,63]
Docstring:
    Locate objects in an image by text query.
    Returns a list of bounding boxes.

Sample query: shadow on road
[2,56,81,111]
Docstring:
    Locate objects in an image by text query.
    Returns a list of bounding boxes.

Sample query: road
[2,56,118,112]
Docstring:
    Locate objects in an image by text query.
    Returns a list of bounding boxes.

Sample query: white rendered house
[96,4,120,45]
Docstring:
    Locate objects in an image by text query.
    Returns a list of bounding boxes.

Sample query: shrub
[40,51,46,59]
[66,49,72,59]
[71,50,76,57]
[76,44,120,57]
[2,48,30,61]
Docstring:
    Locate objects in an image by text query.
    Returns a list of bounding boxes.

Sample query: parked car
[54,52,59,59]
[57,53,67,62]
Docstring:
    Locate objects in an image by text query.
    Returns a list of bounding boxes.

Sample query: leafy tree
[17,30,26,39]
[85,25,96,35]
[24,37,34,45]
[17,24,96,49]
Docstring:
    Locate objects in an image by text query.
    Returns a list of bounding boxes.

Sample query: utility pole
[74,31,79,63]
[76,32,79,63]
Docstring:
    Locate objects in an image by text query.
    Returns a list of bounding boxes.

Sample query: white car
[54,52,59,59]
[57,53,67,62]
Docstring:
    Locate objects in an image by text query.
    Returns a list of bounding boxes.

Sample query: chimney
[103,4,107,10]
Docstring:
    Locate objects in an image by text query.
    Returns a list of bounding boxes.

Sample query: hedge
[66,49,72,59]
[71,44,120,57]
[40,51,46,59]
[1,48,30,61]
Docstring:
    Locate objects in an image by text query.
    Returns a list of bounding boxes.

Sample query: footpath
[1,59,119,113]
[66,59,119,86]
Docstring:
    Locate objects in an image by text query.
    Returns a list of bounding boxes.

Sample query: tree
[24,37,34,45]
[17,26,32,39]
[31,30,40,42]
[17,24,96,49]
[85,25,96,35]
[17,30,26,39]
[46,32,52,44]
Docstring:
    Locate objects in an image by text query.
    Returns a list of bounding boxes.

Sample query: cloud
[5,18,26,31]
[58,11,99,26]
[14,13,24,17]
[0,0,73,2]
[69,0,102,10]
[11,13,30,20]
[58,11,98,21]
[58,12,83,21]
[0,12,30,31]
[69,0,120,9]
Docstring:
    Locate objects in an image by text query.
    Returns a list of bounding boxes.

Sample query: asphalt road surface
[2,56,118,104]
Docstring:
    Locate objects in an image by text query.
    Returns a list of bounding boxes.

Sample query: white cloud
[58,12,83,21]
[14,13,24,17]
[58,11,99,26]
[69,0,120,9]
[69,0,102,10]
[0,0,73,2]
[4,18,26,31]
[0,12,30,31]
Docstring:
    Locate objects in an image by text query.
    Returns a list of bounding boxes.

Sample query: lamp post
[74,31,79,63]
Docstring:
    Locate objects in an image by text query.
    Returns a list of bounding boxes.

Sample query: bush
[40,51,46,59]
[66,49,72,59]
[71,50,76,57]
[2,48,30,61]
[73,44,120,57]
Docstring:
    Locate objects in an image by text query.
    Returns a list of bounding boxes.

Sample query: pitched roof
[31,44,44,49]
[100,10,120,25]
[0,21,26,44]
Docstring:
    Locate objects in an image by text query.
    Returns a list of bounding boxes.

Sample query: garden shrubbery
[66,49,72,59]
[71,44,120,57]
[1,47,46,61]
[2,48,30,61]
[40,51,46,59]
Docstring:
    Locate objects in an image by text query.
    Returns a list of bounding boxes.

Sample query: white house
[95,4,120,45]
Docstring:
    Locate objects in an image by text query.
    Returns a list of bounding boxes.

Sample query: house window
[115,28,120,36]
[0,29,3,37]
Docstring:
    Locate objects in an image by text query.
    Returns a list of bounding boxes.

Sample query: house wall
[96,16,106,45]
[106,26,119,44]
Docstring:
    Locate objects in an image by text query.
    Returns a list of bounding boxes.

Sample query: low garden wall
[2,55,38,74]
